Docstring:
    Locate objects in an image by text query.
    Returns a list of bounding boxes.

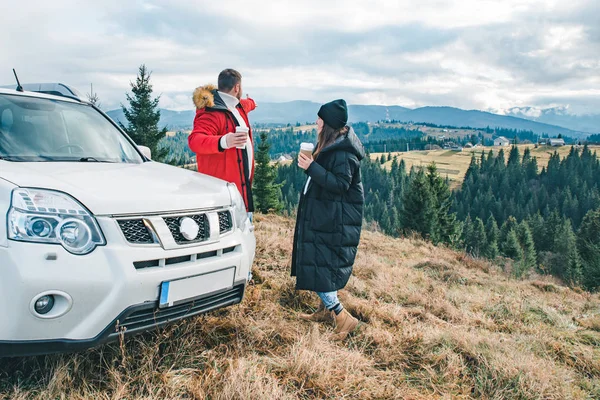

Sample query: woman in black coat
[291,99,365,340]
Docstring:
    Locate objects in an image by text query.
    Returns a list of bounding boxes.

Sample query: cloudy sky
[1,0,599,114]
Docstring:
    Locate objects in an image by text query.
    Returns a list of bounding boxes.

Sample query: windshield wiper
[0,155,117,162]
[79,157,114,163]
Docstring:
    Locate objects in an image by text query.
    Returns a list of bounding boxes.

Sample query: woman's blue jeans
[316,291,339,310]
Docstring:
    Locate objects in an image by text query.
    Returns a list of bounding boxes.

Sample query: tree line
[454,145,600,289]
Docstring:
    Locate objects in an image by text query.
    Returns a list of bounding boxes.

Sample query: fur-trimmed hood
[192,84,257,113]
[193,84,219,109]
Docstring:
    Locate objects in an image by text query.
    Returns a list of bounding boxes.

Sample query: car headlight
[8,188,105,255]
[227,183,248,229]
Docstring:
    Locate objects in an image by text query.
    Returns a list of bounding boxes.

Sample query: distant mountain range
[502,107,600,134]
[106,101,596,139]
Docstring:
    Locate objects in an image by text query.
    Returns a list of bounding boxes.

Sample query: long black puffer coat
[291,127,365,292]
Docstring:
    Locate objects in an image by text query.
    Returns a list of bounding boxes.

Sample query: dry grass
[1,214,599,399]
[372,144,600,189]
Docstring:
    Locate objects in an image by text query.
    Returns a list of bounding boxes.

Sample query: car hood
[0,161,232,215]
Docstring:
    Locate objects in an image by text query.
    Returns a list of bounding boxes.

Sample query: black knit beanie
[318,99,348,130]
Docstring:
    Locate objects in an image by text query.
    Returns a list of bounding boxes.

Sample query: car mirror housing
[138,145,152,160]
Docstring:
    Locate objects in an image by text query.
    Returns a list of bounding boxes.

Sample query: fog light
[34,295,55,315]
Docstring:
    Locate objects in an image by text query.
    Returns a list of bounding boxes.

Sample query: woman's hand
[298,153,313,170]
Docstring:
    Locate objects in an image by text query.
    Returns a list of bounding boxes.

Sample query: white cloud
[0,0,598,114]
[169,0,576,30]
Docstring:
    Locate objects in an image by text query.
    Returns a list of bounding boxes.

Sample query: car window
[0,94,143,163]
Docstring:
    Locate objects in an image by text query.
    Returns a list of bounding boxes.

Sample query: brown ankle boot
[299,302,334,323]
[332,309,359,340]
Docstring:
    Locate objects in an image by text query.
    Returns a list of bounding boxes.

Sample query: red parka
[188,84,257,211]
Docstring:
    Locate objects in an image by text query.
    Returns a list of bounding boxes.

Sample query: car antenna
[13,69,24,92]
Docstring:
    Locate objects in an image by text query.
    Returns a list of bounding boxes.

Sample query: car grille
[163,214,209,244]
[109,284,244,336]
[117,219,154,244]
[117,210,231,246]
[218,211,233,233]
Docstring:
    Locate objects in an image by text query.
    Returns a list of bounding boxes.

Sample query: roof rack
[0,83,85,102]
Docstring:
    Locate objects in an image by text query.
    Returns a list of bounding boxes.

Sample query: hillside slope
[2,215,599,399]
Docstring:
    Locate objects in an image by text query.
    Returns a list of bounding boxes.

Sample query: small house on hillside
[276,155,293,164]
[494,136,510,146]
[549,138,565,147]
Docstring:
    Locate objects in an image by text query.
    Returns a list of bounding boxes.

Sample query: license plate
[159,267,235,308]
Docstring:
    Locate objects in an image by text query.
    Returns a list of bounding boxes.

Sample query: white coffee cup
[235,127,249,149]
[300,142,314,158]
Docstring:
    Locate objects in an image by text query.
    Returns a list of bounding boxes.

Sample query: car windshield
[0,94,143,163]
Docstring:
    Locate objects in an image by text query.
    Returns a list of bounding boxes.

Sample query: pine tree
[496,149,506,168]
[389,208,400,235]
[527,212,545,254]
[479,150,486,168]
[426,163,460,246]
[507,145,521,168]
[503,229,523,262]
[461,215,473,252]
[522,147,539,180]
[390,157,399,175]
[545,151,561,189]
[500,216,519,255]
[543,211,564,253]
[485,215,500,259]
[516,221,536,276]
[120,65,168,162]
[577,208,600,290]
[552,219,583,285]
[380,207,391,234]
[399,159,406,174]
[484,149,495,171]
[464,153,479,184]
[86,83,101,108]
[466,217,487,257]
[401,169,434,239]
[253,132,283,214]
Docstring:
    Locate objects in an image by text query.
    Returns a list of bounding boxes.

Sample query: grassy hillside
[2,215,599,399]
[372,144,600,189]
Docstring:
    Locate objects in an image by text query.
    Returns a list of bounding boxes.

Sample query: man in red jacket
[189,69,257,215]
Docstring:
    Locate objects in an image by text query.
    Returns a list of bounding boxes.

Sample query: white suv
[0,84,255,357]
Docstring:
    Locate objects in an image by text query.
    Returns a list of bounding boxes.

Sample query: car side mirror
[138,145,152,160]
